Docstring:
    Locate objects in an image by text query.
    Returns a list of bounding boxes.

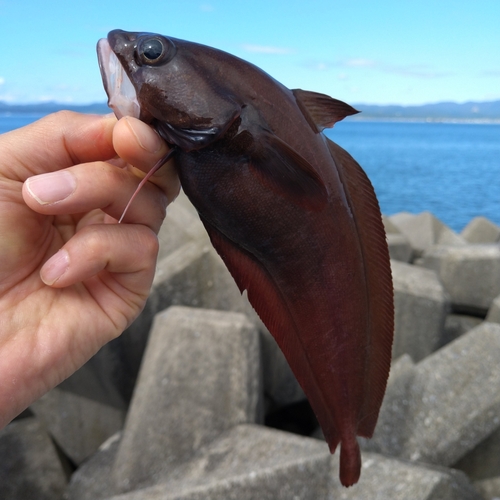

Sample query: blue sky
[1,0,499,106]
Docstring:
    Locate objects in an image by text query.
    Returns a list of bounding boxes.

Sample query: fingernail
[125,117,163,153]
[41,249,69,285]
[26,171,76,205]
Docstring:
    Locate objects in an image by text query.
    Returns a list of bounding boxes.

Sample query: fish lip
[97,38,141,120]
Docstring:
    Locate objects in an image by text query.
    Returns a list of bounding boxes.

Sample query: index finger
[0,111,117,181]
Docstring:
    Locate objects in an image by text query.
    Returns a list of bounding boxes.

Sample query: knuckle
[43,110,77,126]
[141,229,160,260]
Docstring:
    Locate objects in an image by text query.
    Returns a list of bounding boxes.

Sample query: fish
[97,30,394,487]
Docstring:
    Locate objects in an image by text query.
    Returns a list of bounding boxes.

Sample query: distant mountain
[0,101,110,115]
[1,99,500,121]
[351,100,500,120]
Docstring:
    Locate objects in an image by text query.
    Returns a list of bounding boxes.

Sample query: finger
[40,223,158,301]
[113,117,167,171]
[1,112,117,181]
[113,117,181,203]
[22,160,168,232]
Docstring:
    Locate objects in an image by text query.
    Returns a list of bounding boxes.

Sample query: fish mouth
[97,38,141,119]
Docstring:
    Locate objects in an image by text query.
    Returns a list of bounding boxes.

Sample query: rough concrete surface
[402,322,500,466]
[391,260,449,361]
[461,216,500,244]
[107,425,331,500]
[330,452,482,500]
[0,418,67,500]
[112,307,261,493]
[419,244,500,313]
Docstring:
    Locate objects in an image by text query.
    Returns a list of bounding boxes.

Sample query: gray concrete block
[30,385,125,465]
[0,417,67,500]
[157,211,199,261]
[475,476,500,500]
[157,192,210,261]
[66,432,122,500]
[454,425,500,481]
[442,314,483,347]
[366,323,500,472]
[419,244,500,314]
[330,452,483,500]
[389,212,466,256]
[438,226,468,247]
[402,322,500,466]
[382,214,402,234]
[486,294,500,323]
[389,211,417,228]
[112,307,261,492]
[361,354,417,457]
[117,240,249,401]
[387,233,413,262]
[106,425,330,500]
[152,241,247,313]
[67,426,329,500]
[260,327,305,406]
[461,216,500,244]
[391,260,449,361]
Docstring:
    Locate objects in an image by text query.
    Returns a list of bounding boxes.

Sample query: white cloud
[38,95,57,102]
[383,64,451,78]
[0,77,5,85]
[302,57,447,79]
[242,44,292,55]
[338,59,450,78]
[302,60,334,71]
[345,58,376,68]
[0,93,16,102]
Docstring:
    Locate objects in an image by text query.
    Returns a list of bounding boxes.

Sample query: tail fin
[340,436,361,487]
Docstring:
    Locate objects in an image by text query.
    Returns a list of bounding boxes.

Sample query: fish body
[97,31,394,487]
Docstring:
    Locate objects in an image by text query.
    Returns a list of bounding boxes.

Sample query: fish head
[97,30,242,150]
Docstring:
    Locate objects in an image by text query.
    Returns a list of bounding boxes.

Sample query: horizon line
[1,98,500,108]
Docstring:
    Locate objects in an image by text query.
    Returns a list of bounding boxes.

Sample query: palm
[1,193,124,359]
[0,112,176,426]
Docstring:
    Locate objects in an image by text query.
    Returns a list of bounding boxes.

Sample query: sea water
[0,113,47,134]
[327,120,500,232]
[2,113,499,232]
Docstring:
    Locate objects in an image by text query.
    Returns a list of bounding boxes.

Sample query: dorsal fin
[326,137,394,438]
[292,89,359,131]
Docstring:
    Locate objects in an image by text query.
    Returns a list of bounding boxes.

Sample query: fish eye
[143,39,163,61]
[136,36,176,66]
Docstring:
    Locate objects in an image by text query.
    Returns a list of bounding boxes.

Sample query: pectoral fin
[237,130,328,211]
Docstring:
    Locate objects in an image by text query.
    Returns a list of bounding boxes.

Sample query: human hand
[0,111,180,427]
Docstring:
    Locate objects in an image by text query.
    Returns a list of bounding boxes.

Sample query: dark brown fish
[97,30,394,487]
